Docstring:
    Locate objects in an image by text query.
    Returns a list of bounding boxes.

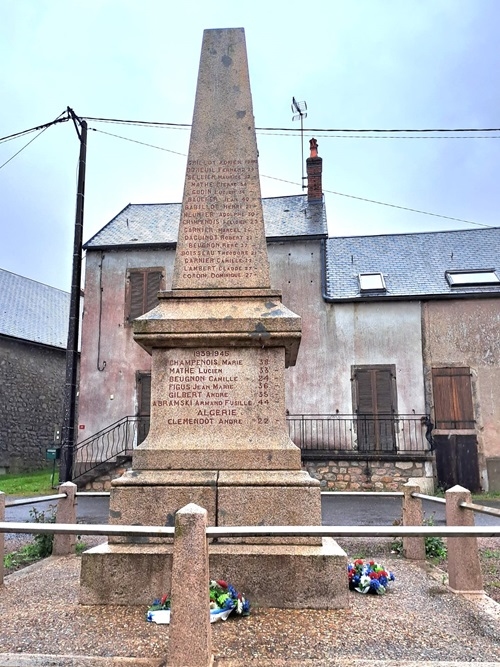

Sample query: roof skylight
[445,270,499,287]
[358,273,386,292]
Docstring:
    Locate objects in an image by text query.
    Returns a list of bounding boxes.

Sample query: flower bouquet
[146,579,250,624]
[347,559,395,595]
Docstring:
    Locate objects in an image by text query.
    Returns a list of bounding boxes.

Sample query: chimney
[306,137,323,203]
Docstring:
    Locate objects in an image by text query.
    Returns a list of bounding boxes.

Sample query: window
[352,365,397,452]
[136,371,151,445]
[126,268,164,323]
[445,269,499,287]
[431,367,475,429]
[358,273,386,292]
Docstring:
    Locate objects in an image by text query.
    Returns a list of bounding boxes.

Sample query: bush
[29,505,56,558]
[391,513,447,561]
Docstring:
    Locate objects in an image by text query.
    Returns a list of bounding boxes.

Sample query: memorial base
[79,538,349,609]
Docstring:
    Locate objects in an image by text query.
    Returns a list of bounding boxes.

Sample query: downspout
[97,251,107,372]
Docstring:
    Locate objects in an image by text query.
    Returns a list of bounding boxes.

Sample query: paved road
[5,492,500,526]
[5,494,110,524]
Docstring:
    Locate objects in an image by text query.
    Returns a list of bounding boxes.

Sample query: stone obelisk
[81,28,347,609]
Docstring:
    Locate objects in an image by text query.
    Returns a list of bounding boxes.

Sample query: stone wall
[304,457,435,493]
[0,336,66,473]
[81,456,435,494]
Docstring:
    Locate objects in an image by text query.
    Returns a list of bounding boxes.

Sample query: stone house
[0,269,69,473]
[75,156,500,492]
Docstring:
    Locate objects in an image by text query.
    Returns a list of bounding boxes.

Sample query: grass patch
[0,468,59,496]
[4,543,41,570]
[472,492,500,502]
[3,505,57,572]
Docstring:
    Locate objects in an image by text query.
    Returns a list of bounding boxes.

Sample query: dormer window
[358,272,386,292]
[445,269,499,287]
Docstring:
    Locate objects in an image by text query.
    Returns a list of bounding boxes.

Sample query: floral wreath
[147,579,250,623]
[347,559,395,595]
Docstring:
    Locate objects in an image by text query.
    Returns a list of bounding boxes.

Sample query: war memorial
[80,27,347,609]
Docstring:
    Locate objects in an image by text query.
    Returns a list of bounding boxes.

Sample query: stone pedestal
[81,539,347,609]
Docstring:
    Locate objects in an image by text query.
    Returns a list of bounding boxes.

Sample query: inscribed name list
[150,347,284,446]
[172,28,270,290]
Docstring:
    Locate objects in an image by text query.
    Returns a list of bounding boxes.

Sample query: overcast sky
[1,0,500,292]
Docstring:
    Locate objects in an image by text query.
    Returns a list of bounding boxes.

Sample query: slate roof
[0,269,69,348]
[325,227,500,300]
[83,195,327,249]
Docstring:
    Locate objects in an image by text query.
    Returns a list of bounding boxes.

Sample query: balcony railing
[71,412,431,481]
[286,414,431,454]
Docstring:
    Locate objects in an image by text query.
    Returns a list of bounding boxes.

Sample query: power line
[0,111,495,229]
[258,131,500,140]
[261,174,494,229]
[0,111,69,171]
[88,127,188,156]
[93,126,492,229]
[83,115,190,130]
[0,112,69,145]
[82,115,500,135]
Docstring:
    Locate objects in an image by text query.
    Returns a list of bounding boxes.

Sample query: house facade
[0,269,69,473]
[76,159,500,493]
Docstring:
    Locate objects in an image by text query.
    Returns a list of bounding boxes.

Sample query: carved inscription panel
[172,157,270,289]
[150,347,285,445]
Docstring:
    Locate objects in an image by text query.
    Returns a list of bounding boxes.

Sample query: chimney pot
[307,137,323,203]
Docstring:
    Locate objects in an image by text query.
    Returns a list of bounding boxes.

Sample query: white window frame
[358,272,386,292]
[445,269,499,287]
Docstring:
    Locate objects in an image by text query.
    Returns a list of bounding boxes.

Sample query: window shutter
[375,369,394,414]
[129,272,146,320]
[354,368,394,414]
[146,271,162,312]
[432,367,474,429]
[355,370,374,414]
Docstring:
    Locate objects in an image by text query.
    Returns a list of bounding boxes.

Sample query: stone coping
[111,469,320,487]
[159,288,283,299]
[301,451,434,462]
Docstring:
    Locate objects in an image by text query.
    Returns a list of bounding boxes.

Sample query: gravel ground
[1,538,500,665]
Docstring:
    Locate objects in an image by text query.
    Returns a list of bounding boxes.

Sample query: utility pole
[60,108,87,482]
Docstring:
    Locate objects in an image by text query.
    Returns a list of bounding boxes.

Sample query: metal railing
[71,416,149,482]
[287,413,430,453]
[69,412,431,483]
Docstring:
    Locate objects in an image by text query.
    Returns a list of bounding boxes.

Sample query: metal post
[60,111,87,482]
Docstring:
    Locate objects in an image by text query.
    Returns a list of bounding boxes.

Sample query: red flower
[160,594,169,605]
[216,580,228,588]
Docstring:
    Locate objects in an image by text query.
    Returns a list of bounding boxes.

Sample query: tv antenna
[291,97,307,190]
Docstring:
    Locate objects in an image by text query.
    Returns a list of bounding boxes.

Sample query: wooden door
[432,367,479,491]
[434,434,480,492]
[353,366,396,452]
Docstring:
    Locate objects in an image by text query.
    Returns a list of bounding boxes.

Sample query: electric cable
[91,126,493,229]
[0,111,69,144]
[0,111,69,170]
[82,115,500,134]
[88,127,187,156]
[261,174,494,229]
